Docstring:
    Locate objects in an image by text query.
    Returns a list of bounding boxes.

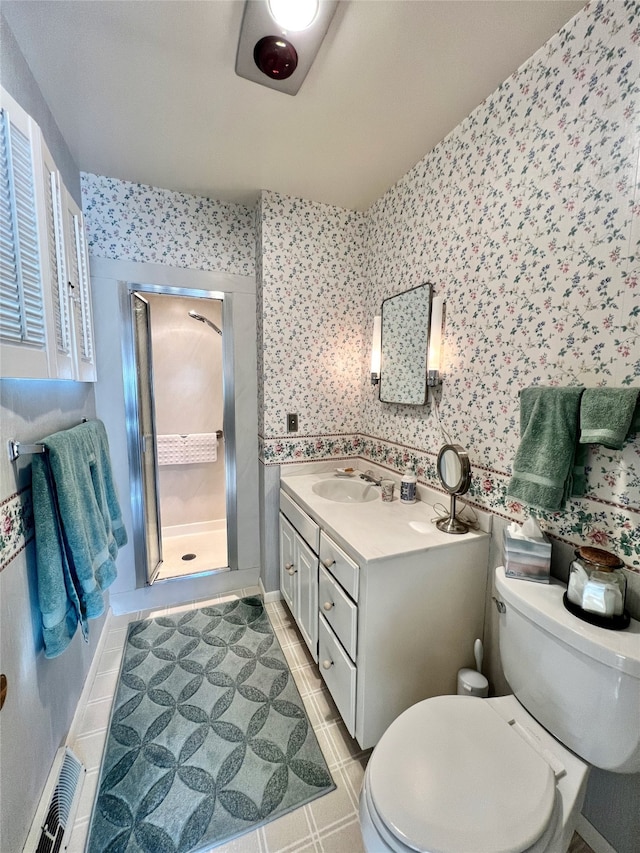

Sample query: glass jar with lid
[566,546,628,628]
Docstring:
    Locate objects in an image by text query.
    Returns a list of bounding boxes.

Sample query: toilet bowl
[359,567,640,853]
[359,694,586,853]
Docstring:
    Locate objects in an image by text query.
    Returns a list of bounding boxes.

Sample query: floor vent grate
[23,746,85,853]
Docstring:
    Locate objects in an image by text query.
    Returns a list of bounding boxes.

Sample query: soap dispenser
[400,468,417,504]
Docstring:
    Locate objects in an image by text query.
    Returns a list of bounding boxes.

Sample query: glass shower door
[132,292,163,583]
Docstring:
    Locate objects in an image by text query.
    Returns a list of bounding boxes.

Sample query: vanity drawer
[318,615,356,737]
[319,531,359,602]
[319,566,357,660]
[280,489,320,553]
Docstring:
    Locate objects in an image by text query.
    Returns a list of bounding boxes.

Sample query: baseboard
[575,815,617,853]
[259,577,282,603]
[109,567,260,614]
[65,609,114,744]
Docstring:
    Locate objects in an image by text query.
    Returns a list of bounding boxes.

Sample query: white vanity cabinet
[279,491,319,662]
[279,473,491,750]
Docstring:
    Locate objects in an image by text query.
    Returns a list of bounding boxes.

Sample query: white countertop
[280,468,489,564]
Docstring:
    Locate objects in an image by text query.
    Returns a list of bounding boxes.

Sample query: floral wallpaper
[78,2,640,572]
[0,488,34,571]
[258,191,368,439]
[258,1,640,570]
[81,173,255,276]
[361,0,640,569]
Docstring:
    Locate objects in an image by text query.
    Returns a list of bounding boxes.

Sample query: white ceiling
[3,0,585,211]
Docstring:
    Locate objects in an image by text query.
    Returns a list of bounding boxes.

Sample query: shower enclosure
[126,287,231,584]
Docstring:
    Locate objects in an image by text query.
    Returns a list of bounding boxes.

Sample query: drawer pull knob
[323,601,334,611]
[322,659,333,670]
[285,563,296,575]
[323,558,336,568]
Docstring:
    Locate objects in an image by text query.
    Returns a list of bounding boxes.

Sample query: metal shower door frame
[119,281,235,588]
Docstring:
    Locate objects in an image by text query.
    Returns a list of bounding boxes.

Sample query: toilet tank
[495,566,640,773]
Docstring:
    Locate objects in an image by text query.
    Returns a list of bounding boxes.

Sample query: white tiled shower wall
[146,293,225,528]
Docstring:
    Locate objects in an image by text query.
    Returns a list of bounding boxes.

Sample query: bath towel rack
[8,420,89,462]
[7,440,47,462]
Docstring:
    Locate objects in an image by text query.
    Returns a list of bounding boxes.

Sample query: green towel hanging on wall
[579,388,640,449]
[506,386,585,512]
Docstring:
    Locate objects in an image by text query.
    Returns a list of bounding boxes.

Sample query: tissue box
[503,528,552,583]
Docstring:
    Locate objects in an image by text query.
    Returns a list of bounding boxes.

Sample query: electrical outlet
[287,413,298,433]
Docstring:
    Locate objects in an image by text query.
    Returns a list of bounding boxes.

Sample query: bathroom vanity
[279,468,491,749]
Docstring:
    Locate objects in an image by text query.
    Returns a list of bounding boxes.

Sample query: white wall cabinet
[61,190,96,381]
[0,88,50,379]
[0,86,96,382]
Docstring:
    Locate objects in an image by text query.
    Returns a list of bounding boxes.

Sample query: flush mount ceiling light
[236,0,338,96]
[268,0,319,31]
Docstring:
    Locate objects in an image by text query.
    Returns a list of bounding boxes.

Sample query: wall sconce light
[370,315,382,385]
[236,0,338,96]
[427,296,445,386]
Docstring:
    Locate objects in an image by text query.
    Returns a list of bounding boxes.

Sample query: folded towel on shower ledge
[579,388,640,449]
[506,386,585,512]
[156,432,218,465]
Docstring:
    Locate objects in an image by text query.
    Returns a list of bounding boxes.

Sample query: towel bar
[7,440,46,462]
[8,420,89,462]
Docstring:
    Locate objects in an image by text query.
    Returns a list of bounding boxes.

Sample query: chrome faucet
[360,470,382,486]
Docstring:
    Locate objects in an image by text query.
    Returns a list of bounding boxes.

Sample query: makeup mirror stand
[436,493,469,534]
[435,444,472,535]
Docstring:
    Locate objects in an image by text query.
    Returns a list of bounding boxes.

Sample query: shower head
[188,310,222,336]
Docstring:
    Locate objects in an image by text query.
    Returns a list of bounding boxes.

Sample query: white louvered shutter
[0,93,49,378]
[63,190,96,382]
[0,108,18,338]
[73,208,95,379]
[40,139,74,378]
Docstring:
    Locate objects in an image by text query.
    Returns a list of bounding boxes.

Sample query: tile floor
[65,587,595,853]
[65,589,370,853]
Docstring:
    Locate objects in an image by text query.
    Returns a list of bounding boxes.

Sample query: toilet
[359,566,640,853]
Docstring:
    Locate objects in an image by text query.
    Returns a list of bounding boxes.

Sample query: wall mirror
[436,444,471,534]
[379,283,432,405]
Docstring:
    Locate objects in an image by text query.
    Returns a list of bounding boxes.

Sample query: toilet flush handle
[492,596,506,613]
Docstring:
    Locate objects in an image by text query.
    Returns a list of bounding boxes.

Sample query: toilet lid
[368,696,557,853]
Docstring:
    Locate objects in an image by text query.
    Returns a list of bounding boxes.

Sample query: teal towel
[579,388,640,449]
[31,420,127,658]
[506,386,585,512]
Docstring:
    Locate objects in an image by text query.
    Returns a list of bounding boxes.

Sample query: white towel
[157,433,218,465]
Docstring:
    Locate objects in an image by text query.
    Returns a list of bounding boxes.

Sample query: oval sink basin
[312,478,378,503]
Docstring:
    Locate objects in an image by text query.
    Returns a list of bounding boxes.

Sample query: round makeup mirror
[436,444,471,534]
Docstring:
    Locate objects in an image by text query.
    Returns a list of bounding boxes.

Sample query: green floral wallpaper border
[0,488,34,572]
[260,433,640,572]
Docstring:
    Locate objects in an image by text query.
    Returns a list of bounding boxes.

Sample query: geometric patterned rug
[86,597,335,852]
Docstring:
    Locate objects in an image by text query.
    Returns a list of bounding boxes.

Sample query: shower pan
[126,289,231,584]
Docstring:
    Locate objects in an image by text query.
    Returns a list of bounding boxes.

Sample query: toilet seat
[366,695,560,853]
